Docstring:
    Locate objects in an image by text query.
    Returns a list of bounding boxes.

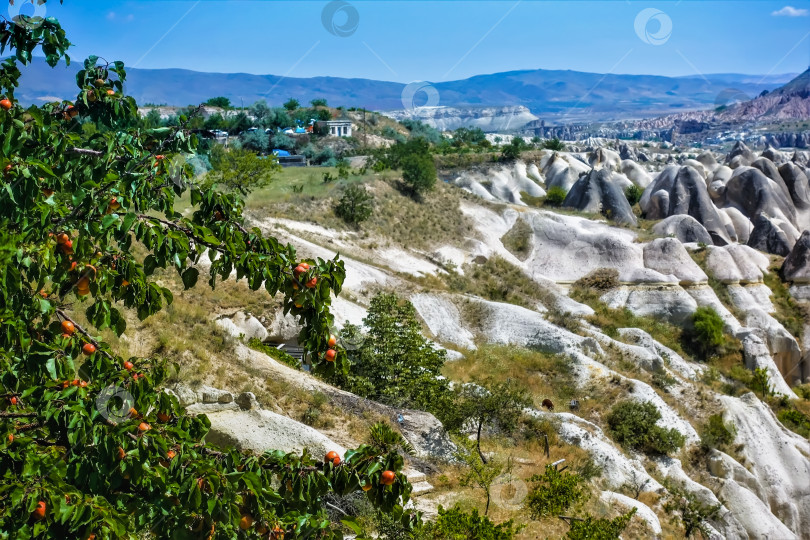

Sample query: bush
[423,505,522,539]
[700,414,735,450]
[566,510,636,540]
[574,268,620,291]
[663,483,722,538]
[689,306,725,358]
[606,401,685,456]
[335,184,374,225]
[543,185,568,207]
[624,184,644,206]
[401,152,437,197]
[247,338,301,369]
[500,138,527,161]
[777,408,810,438]
[526,465,585,518]
[542,138,566,151]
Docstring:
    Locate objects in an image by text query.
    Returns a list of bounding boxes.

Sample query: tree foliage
[663,483,722,538]
[565,510,636,540]
[526,465,585,518]
[206,145,279,196]
[334,183,373,226]
[445,378,531,463]
[422,505,522,540]
[205,96,231,109]
[606,401,685,456]
[335,293,452,416]
[689,306,725,358]
[0,13,416,538]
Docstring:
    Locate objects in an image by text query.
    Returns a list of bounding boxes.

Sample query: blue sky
[15,1,810,82]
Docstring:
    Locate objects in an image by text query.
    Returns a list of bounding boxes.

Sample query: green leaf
[181,267,199,290]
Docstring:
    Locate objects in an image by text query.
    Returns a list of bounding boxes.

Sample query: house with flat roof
[324,119,352,137]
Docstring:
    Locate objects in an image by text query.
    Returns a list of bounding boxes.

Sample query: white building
[325,119,352,137]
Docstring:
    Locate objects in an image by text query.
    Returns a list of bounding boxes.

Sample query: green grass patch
[763,264,807,340]
[500,218,533,261]
[247,337,301,369]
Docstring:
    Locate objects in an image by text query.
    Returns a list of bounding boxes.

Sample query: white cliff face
[240,142,810,538]
[382,105,538,132]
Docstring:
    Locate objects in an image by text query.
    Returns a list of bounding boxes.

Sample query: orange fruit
[82,343,96,355]
[305,277,317,288]
[380,470,396,486]
[327,335,337,348]
[0,98,11,110]
[325,349,336,362]
[137,422,150,432]
[32,501,46,521]
[61,320,75,335]
[239,514,253,530]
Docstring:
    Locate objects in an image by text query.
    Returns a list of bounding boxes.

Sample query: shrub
[247,338,301,369]
[689,306,725,358]
[500,138,527,161]
[777,408,810,438]
[542,138,566,151]
[401,152,437,197]
[423,505,522,540]
[574,268,620,291]
[566,510,636,540]
[606,401,685,456]
[624,184,644,206]
[526,465,585,518]
[335,184,374,225]
[663,483,722,538]
[700,414,735,451]
[544,185,568,207]
[751,367,772,398]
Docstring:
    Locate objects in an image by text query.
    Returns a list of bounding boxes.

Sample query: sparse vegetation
[763,265,807,340]
[247,337,301,369]
[663,483,722,538]
[566,510,636,540]
[699,414,735,451]
[624,184,644,206]
[573,268,620,292]
[501,218,533,260]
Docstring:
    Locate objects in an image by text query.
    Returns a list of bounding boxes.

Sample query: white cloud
[106,11,116,20]
[772,6,809,16]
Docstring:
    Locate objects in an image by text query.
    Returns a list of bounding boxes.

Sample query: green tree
[447,378,531,464]
[283,98,300,111]
[227,111,252,134]
[526,465,585,518]
[500,137,527,161]
[205,96,231,108]
[606,401,685,456]
[455,438,507,516]
[751,367,772,398]
[335,184,374,226]
[422,505,522,539]
[542,138,565,151]
[203,112,227,131]
[271,133,295,151]
[310,98,328,107]
[143,108,162,128]
[401,152,436,198]
[565,510,636,540]
[207,145,279,195]
[0,13,420,539]
[336,293,452,416]
[239,129,269,154]
[690,306,725,358]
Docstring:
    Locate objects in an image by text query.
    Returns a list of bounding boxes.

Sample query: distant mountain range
[13,56,797,124]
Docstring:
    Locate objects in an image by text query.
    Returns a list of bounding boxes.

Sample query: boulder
[724,167,798,229]
[587,147,621,170]
[640,165,731,245]
[779,162,810,210]
[719,207,753,244]
[747,214,794,256]
[652,215,713,245]
[725,141,756,166]
[705,244,769,283]
[563,168,637,225]
[752,157,792,202]
[205,409,346,456]
[542,152,590,192]
[782,230,810,282]
[215,311,268,341]
[643,238,707,285]
[619,159,652,188]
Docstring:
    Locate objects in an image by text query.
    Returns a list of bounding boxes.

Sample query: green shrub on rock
[606,401,685,456]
